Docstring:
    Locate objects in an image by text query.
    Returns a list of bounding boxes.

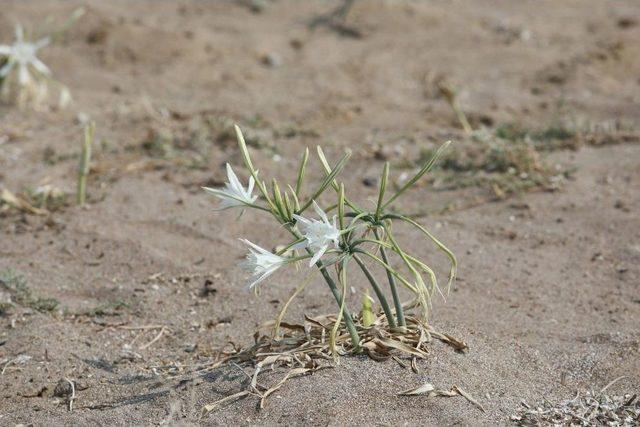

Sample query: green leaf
[295,147,309,196]
[298,148,351,213]
[375,161,389,219]
[383,140,451,208]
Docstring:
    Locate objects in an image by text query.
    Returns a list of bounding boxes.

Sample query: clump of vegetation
[129,114,278,171]
[512,380,639,426]
[416,135,563,198]
[0,269,59,313]
[194,125,460,413]
[0,9,83,109]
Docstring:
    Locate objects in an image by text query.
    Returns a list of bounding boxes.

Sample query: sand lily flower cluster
[0,9,83,109]
[204,125,457,349]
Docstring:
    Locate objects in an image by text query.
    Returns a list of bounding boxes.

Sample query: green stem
[353,255,396,329]
[316,258,361,349]
[287,225,360,349]
[373,228,405,327]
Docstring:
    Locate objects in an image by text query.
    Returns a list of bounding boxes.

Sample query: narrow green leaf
[295,147,309,196]
[317,146,363,213]
[383,140,451,208]
[375,162,389,219]
[271,178,287,221]
[234,125,278,213]
[338,183,345,231]
[298,148,351,213]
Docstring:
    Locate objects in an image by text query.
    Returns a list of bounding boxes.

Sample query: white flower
[0,25,51,86]
[202,163,257,210]
[239,239,289,289]
[292,201,341,266]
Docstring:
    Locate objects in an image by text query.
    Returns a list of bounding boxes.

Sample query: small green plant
[204,125,456,350]
[0,268,59,313]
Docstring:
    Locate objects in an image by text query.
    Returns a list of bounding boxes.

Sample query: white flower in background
[203,163,257,210]
[239,239,289,289]
[292,201,341,266]
[0,25,51,86]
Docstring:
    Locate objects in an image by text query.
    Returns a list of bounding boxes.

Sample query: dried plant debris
[147,312,466,417]
[0,185,68,215]
[399,383,485,413]
[512,381,639,426]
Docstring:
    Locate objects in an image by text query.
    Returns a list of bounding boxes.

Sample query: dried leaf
[398,383,435,396]
[411,357,420,374]
[201,390,250,417]
[259,367,309,409]
[0,189,48,215]
[453,385,486,413]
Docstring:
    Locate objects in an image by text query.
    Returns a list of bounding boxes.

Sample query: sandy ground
[0,1,639,425]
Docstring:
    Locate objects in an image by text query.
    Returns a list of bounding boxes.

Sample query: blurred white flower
[292,201,340,266]
[0,25,51,86]
[203,163,257,210]
[239,239,289,289]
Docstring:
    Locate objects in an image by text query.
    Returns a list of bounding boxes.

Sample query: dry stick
[140,326,166,350]
[373,228,406,327]
[65,378,76,411]
[76,122,94,205]
[437,80,472,135]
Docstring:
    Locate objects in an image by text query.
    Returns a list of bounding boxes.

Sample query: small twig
[77,122,94,205]
[140,326,166,350]
[600,375,626,394]
[117,324,165,331]
[65,378,76,411]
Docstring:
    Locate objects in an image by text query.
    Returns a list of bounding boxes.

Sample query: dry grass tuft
[512,379,639,426]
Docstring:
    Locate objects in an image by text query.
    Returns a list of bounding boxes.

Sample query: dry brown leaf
[0,188,48,215]
[201,390,250,417]
[398,383,435,396]
[453,385,486,413]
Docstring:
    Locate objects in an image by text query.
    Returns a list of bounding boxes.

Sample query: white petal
[308,245,328,267]
[34,37,50,50]
[292,214,311,226]
[0,45,12,55]
[31,58,50,75]
[247,265,279,289]
[226,163,244,194]
[312,201,329,223]
[240,239,273,256]
[18,63,29,85]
